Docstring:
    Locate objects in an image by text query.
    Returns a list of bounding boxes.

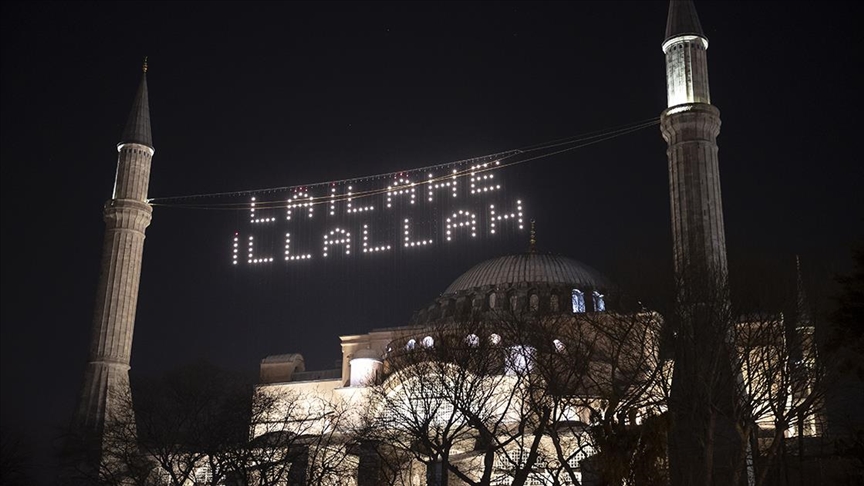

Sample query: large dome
[444,253,610,295]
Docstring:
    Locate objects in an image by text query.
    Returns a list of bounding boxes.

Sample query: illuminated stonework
[663,35,710,107]
[253,251,620,484]
[661,0,727,286]
[76,69,154,436]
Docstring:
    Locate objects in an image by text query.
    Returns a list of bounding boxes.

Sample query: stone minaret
[660,0,727,292]
[75,62,154,435]
[660,2,741,485]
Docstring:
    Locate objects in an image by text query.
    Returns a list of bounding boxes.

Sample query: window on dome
[593,291,605,312]
[571,289,585,313]
[489,333,502,345]
[406,339,416,351]
[529,293,539,311]
[489,293,497,309]
[422,336,434,348]
[550,294,559,312]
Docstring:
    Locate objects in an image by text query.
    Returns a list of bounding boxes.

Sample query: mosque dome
[444,253,610,295]
[410,252,611,326]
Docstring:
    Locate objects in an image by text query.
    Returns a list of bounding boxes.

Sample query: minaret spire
[119,63,153,149]
[795,255,812,329]
[665,0,705,42]
[75,63,155,447]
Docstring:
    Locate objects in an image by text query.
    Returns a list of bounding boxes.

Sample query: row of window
[486,288,605,314]
[571,289,605,313]
[400,334,568,360]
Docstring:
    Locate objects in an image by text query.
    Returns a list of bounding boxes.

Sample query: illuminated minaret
[661,3,742,485]
[75,61,154,435]
[660,0,727,291]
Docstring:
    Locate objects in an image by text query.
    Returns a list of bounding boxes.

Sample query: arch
[571,289,585,313]
[592,291,606,312]
[529,293,540,311]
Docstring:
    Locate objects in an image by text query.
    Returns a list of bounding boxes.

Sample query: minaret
[660,0,727,293]
[660,3,741,485]
[75,61,154,435]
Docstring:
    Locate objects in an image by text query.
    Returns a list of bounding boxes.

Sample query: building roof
[119,72,153,148]
[664,0,705,43]
[261,353,304,364]
[443,253,610,295]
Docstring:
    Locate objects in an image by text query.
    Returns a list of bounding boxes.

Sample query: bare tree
[360,303,671,486]
[732,311,825,486]
[363,320,538,486]
[498,308,670,486]
[62,362,355,486]
[247,389,356,486]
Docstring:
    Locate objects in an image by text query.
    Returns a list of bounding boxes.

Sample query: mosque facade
[72,1,826,485]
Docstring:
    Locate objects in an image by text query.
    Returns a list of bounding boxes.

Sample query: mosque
[71,0,825,485]
[253,249,664,484]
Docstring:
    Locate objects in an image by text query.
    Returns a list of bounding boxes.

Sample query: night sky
[1,1,861,479]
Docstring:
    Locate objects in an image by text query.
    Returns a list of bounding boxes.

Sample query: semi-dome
[444,253,610,295]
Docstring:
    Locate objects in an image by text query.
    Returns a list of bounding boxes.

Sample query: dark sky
[1,0,862,478]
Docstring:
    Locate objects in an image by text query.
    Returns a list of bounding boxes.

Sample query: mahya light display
[233,158,526,265]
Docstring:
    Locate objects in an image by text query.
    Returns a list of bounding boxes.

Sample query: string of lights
[149,117,659,210]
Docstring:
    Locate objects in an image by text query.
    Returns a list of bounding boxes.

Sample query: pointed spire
[119,59,153,148]
[528,219,537,253]
[795,255,812,329]
[665,0,705,43]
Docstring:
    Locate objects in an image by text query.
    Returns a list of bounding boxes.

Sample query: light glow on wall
[349,357,381,387]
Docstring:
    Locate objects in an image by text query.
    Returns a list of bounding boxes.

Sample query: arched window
[571,289,585,313]
[593,291,606,312]
[422,336,434,348]
[550,294,559,312]
[553,339,566,353]
[489,293,497,309]
[465,334,480,348]
[489,333,502,345]
[509,293,518,311]
[529,293,540,311]
[406,339,416,351]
